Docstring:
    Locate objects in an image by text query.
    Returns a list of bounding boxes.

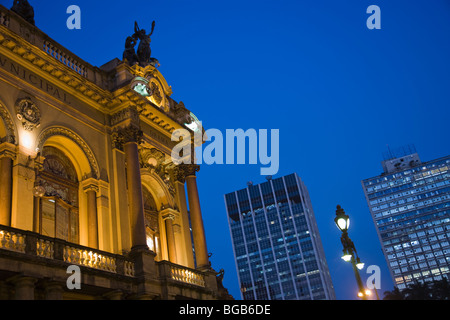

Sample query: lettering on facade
[146,127,176,150]
[0,54,71,105]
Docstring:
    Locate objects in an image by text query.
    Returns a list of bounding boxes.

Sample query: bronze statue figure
[123,36,139,66]
[11,0,35,25]
[134,21,155,63]
[123,21,159,67]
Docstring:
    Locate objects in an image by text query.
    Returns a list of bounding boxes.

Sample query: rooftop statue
[134,21,154,63]
[123,36,139,66]
[11,0,35,25]
[123,21,159,67]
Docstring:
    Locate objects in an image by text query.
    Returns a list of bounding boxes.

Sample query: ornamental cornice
[117,62,173,98]
[0,141,16,160]
[0,26,119,111]
[0,19,196,138]
[112,87,179,136]
[0,29,181,137]
[111,105,140,128]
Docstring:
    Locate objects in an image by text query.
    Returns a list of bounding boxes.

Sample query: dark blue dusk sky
[3,0,450,300]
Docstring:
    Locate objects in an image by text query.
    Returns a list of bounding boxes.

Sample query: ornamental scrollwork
[150,81,162,105]
[15,98,40,131]
[171,101,192,125]
[110,106,140,127]
[36,126,100,179]
[111,125,144,150]
[0,103,16,144]
[170,164,200,183]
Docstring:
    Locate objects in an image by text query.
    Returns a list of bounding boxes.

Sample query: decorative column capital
[111,106,143,150]
[173,164,200,182]
[162,213,175,221]
[81,178,100,194]
[161,207,179,221]
[0,142,17,160]
[111,125,143,150]
[172,166,186,184]
[33,153,45,172]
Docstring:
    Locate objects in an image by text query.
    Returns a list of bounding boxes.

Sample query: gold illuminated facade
[0,4,232,300]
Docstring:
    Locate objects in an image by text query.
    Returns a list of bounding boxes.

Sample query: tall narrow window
[36,147,79,243]
[143,187,160,259]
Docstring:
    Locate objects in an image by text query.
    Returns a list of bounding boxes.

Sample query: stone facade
[0,4,232,300]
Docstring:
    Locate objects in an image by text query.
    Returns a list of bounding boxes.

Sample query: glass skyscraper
[362,148,450,290]
[224,173,335,300]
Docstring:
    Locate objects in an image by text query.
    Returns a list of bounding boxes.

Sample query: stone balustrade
[36,238,53,258]
[124,260,135,277]
[0,4,112,89]
[64,245,117,273]
[0,224,220,299]
[0,229,26,253]
[0,224,134,276]
[43,40,87,77]
[0,225,209,287]
[169,264,206,287]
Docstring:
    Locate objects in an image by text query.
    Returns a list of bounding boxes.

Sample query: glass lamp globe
[334,205,350,232]
[356,257,365,270]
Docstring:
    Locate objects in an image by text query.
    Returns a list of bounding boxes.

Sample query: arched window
[143,187,160,259]
[36,146,79,243]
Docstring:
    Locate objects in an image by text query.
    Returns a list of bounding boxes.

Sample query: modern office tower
[224,173,336,300]
[362,147,450,290]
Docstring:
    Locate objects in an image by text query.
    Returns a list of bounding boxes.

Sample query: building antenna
[387,144,394,159]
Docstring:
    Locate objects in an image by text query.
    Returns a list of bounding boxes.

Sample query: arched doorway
[36,127,100,247]
[36,146,79,243]
[143,186,161,260]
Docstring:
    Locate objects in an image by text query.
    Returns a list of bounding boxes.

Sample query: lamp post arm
[342,232,367,300]
[351,255,367,300]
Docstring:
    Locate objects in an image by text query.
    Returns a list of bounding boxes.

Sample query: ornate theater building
[0,2,231,300]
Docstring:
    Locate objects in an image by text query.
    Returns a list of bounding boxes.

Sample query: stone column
[162,210,177,264]
[155,232,161,261]
[44,282,64,300]
[32,155,45,233]
[112,123,147,251]
[104,290,123,300]
[0,281,11,300]
[83,180,99,249]
[112,147,131,253]
[9,276,37,300]
[32,196,40,233]
[11,148,37,230]
[173,169,195,268]
[0,143,15,226]
[125,140,147,251]
[183,164,209,270]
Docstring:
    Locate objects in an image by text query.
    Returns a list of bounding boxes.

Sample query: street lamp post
[334,205,368,300]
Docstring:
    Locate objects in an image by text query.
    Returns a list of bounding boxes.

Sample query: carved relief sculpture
[15,98,40,131]
[111,125,143,150]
